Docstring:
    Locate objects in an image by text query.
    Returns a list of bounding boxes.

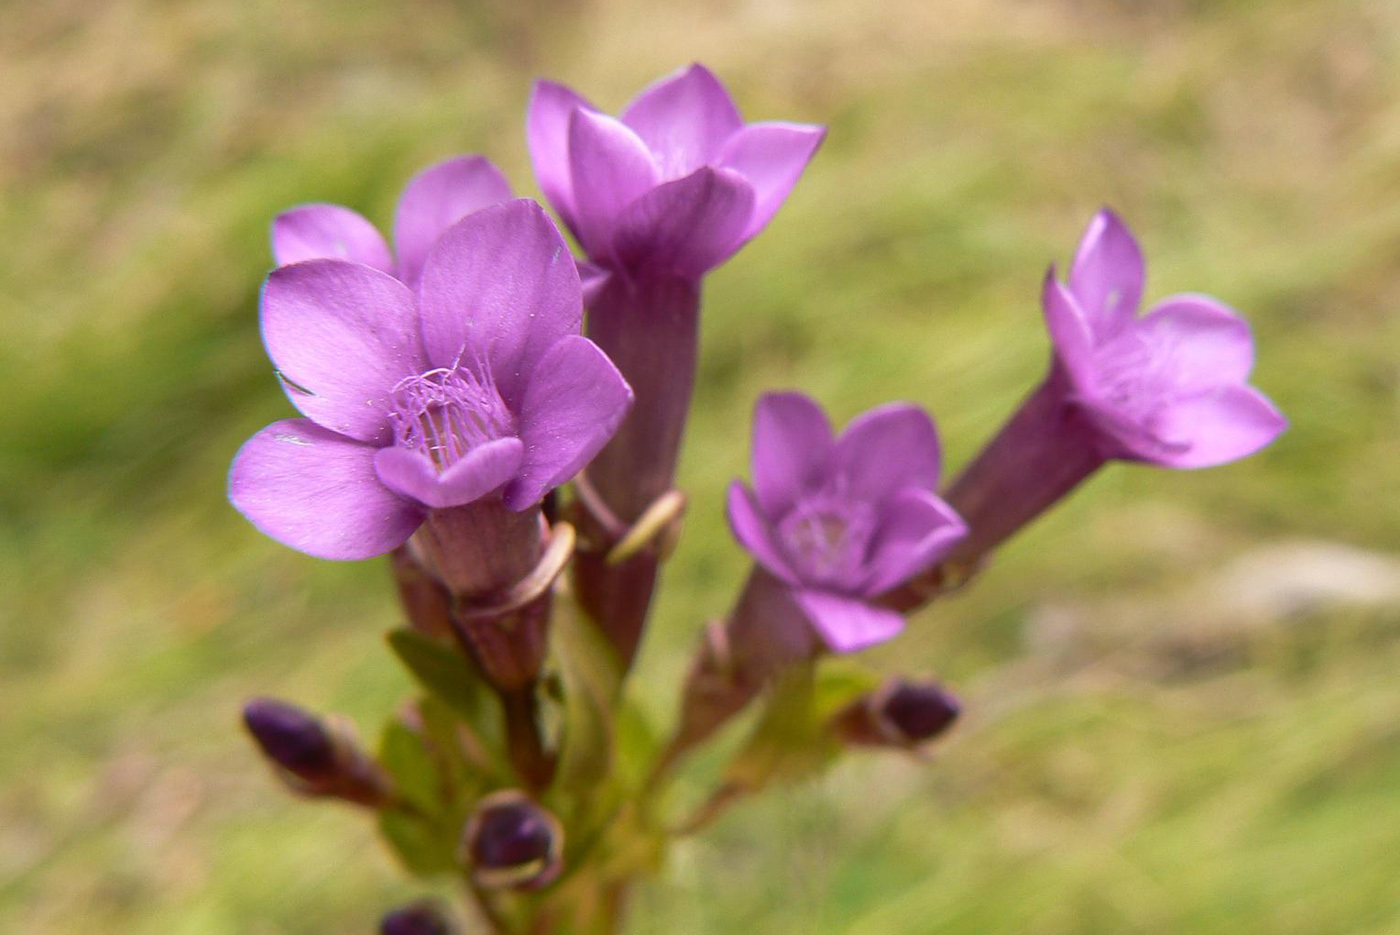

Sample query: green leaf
[550,606,623,795]
[378,807,457,878]
[387,628,506,756]
[723,659,880,792]
[379,719,444,816]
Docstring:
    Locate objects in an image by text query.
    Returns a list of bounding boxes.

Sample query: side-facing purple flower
[892,209,1290,595]
[271,155,513,288]
[726,393,967,652]
[229,200,633,560]
[527,64,825,288]
[1044,208,1286,467]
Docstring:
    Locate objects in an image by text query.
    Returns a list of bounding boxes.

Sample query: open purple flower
[1045,208,1286,468]
[726,393,967,652]
[271,155,513,289]
[527,64,825,288]
[229,200,633,560]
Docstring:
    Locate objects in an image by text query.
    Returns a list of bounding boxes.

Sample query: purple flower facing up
[229,200,633,560]
[1045,209,1286,468]
[272,155,512,289]
[527,64,825,289]
[726,393,967,652]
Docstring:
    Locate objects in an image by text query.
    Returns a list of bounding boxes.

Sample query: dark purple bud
[242,697,336,781]
[880,682,961,743]
[461,791,563,890]
[380,900,454,935]
[836,679,961,749]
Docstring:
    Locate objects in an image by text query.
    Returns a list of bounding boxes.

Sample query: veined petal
[620,63,744,178]
[1145,384,1286,469]
[504,336,634,511]
[527,80,596,233]
[1042,268,1097,392]
[862,488,968,595]
[393,155,513,289]
[229,419,422,560]
[567,109,659,259]
[271,204,394,273]
[417,200,582,407]
[716,122,826,240]
[612,166,755,278]
[751,392,835,517]
[1069,207,1144,337]
[726,482,800,585]
[831,402,942,504]
[1139,293,1255,393]
[792,589,905,653]
[260,260,425,444]
[373,437,524,509]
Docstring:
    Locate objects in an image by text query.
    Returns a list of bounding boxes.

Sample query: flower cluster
[229,64,1284,935]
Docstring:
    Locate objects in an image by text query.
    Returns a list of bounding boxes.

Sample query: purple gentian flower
[527,64,825,289]
[726,393,967,652]
[1044,209,1286,467]
[271,155,512,289]
[229,200,633,560]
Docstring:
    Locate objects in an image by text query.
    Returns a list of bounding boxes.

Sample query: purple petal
[503,336,634,511]
[831,403,942,504]
[417,200,582,407]
[374,437,524,509]
[271,204,394,273]
[726,482,800,585]
[1138,294,1255,393]
[1042,268,1098,391]
[577,260,611,306]
[612,166,756,278]
[620,63,744,179]
[567,109,659,259]
[527,80,596,234]
[260,260,425,444]
[1144,385,1286,469]
[393,155,514,289]
[751,392,835,517]
[861,488,968,595]
[229,419,422,560]
[716,122,825,240]
[791,589,905,653]
[1069,208,1145,337]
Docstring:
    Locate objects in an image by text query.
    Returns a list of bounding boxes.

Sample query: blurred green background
[3,0,1399,931]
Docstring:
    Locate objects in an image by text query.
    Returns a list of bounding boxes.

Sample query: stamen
[778,497,876,589]
[388,365,516,471]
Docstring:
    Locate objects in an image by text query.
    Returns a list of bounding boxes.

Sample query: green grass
[4,0,1400,931]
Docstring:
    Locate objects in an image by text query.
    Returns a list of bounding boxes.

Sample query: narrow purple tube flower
[271,154,513,289]
[727,393,967,653]
[461,791,563,890]
[835,679,961,748]
[228,200,633,561]
[380,902,454,935]
[527,63,825,289]
[922,209,1287,577]
[527,65,826,669]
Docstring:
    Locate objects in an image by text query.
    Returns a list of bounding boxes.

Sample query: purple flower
[726,393,967,652]
[1044,209,1286,468]
[271,155,513,289]
[527,64,825,288]
[229,200,633,560]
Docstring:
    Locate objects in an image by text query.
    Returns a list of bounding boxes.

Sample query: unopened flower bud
[242,697,337,782]
[836,679,961,749]
[461,791,563,890]
[241,698,391,807]
[380,900,454,935]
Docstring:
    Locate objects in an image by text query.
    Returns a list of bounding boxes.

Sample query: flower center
[1090,331,1190,445]
[388,366,515,470]
[777,497,876,590]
